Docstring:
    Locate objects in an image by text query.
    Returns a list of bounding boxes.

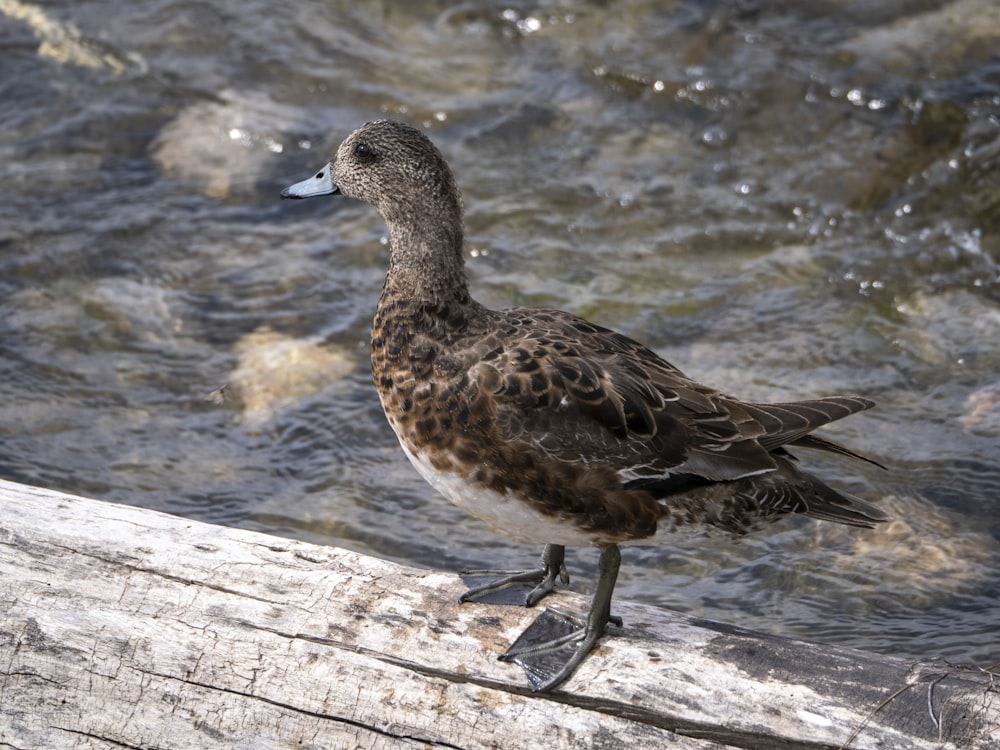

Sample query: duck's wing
[633,456,889,532]
[469,309,878,485]
[739,397,875,450]
[786,433,886,469]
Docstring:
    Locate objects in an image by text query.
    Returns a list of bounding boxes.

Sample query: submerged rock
[219,327,356,425]
[153,91,290,200]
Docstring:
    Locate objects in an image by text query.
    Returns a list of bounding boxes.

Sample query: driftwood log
[0,477,997,749]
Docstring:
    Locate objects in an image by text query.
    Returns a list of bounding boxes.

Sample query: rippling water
[2,0,998,667]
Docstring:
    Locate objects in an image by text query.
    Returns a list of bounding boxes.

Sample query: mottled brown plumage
[282,119,887,691]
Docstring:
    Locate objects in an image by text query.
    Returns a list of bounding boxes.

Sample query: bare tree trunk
[1,478,996,749]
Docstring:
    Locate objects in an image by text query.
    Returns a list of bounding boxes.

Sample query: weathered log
[0,478,996,749]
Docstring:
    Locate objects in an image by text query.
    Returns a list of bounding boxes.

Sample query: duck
[281,119,887,692]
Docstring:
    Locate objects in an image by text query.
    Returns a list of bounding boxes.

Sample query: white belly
[397,440,602,547]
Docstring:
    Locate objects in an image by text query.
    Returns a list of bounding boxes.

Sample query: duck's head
[281,119,462,228]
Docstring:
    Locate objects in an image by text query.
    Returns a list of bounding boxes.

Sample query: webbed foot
[460,543,567,607]
[500,545,622,692]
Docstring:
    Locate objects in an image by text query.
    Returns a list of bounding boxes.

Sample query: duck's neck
[371,216,476,396]
[381,213,471,309]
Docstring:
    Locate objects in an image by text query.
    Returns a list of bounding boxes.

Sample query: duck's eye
[354,142,375,160]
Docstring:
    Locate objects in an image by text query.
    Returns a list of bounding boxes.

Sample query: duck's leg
[500,544,623,692]
[460,543,568,606]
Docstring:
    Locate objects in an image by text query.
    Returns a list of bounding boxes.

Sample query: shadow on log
[0,478,997,749]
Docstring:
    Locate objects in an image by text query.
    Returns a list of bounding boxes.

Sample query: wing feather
[467,307,879,492]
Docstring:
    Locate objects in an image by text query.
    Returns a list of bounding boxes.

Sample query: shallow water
[1,1,998,667]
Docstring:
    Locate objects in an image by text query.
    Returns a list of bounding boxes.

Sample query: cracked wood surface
[0,478,997,750]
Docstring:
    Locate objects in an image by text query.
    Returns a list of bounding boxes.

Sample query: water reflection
[1,0,997,667]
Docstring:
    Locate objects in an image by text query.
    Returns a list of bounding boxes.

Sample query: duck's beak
[280,163,339,199]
